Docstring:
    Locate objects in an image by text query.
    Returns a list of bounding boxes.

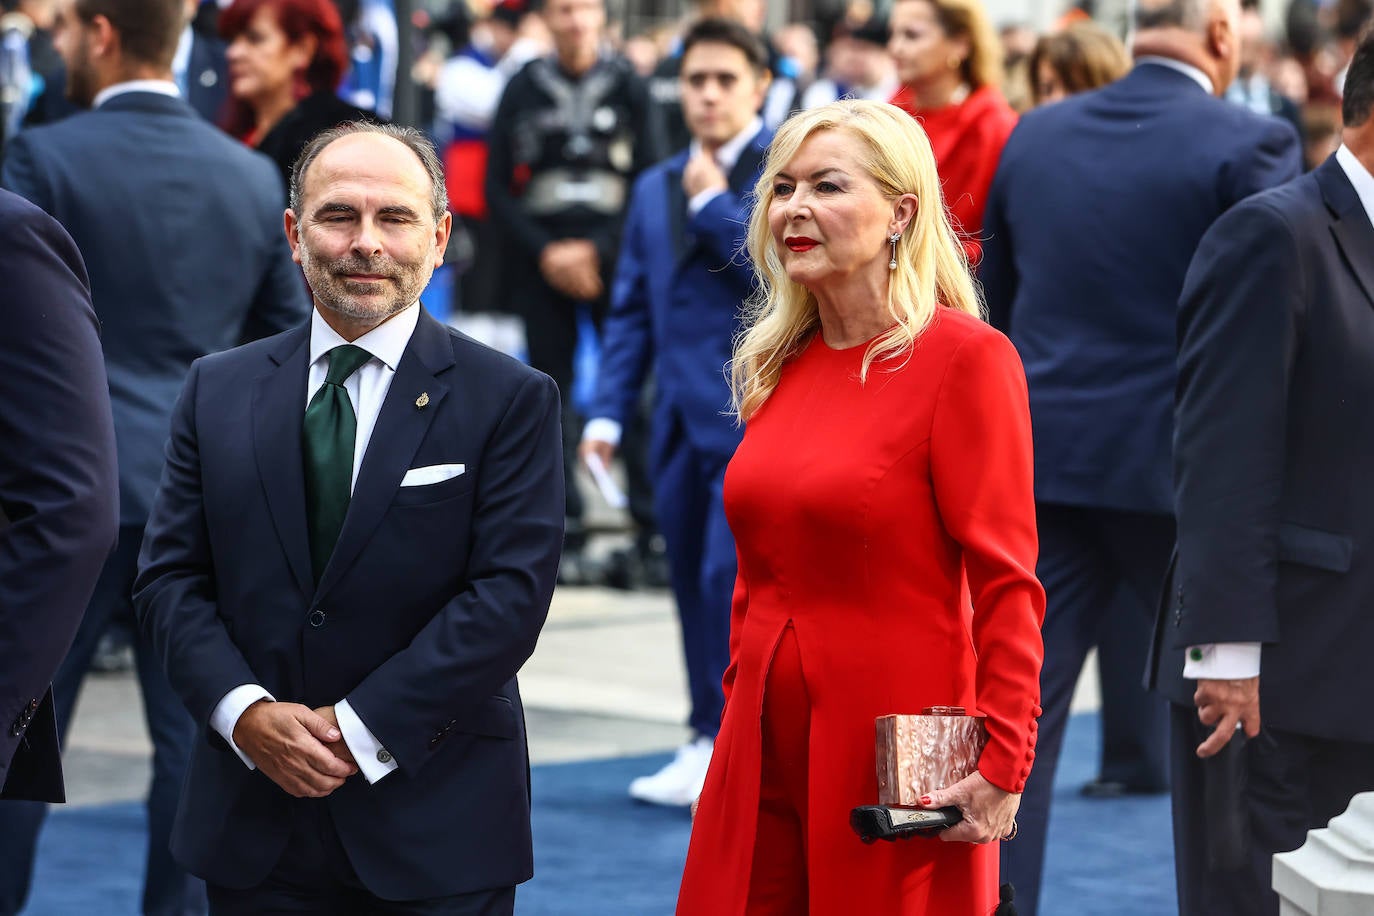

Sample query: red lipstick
[785,237,818,252]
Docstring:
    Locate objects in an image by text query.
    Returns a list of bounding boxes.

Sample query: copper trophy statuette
[850,706,988,843]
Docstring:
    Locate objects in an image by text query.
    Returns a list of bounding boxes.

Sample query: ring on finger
[1002,820,1018,841]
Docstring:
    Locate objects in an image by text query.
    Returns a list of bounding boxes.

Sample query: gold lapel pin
[415,392,430,409]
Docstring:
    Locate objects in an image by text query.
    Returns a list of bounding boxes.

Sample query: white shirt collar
[93,79,181,109]
[689,116,763,173]
[308,303,421,373]
[172,25,193,83]
[1335,145,1374,229]
[1135,56,1214,95]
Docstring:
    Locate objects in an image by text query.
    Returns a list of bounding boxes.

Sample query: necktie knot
[324,344,372,387]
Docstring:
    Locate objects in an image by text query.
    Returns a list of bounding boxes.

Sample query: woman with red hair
[220,0,377,190]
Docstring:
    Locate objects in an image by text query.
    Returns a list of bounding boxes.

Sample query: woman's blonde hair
[731,99,983,421]
[900,0,1005,90]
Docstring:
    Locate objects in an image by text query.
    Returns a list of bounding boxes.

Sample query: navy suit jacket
[588,127,771,459]
[981,63,1302,513]
[1148,156,1374,743]
[1,90,309,527]
[133,310,564,898]
[0,190,118,802]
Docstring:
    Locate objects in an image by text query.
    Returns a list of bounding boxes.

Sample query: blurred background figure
[769,21,817,119]
[887,0,1016,260]
[1027,19,1129,106]
[219,0,377,191]
[800,15,896,107]
[335,0,395,117]
[1227,0,1304,141]
[999,18,1037,109]
[485,0,663,586]
[431,0,541,318]
[174,0,230,122]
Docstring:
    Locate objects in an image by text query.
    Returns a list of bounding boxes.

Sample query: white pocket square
[400,464,466,487]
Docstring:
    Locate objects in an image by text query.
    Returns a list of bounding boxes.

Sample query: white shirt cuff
[1182,642,1262,679]
[335,698,398,784]
[687,187,725,218]
[210,684,275,770]
[582,417,623,447]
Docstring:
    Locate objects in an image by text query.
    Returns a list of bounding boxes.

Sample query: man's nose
[351,219,383,256]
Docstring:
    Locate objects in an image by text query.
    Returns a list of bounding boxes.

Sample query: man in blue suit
[0,0,308,911]
[0,189,118,804]
[979,0,1301,911]
[175,0,227,123]
[581,17,771,807]
[136,121,563,913]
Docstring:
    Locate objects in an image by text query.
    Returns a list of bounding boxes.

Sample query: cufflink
[377,749,393,764]
[1189,647,1205,662]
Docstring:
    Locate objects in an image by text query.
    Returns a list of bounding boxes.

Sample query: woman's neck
[907,70,969,111]
[813,271,894,349]
[251,90,299,141]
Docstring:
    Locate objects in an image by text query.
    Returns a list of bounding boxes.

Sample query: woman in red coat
[676,100,1045,914]
[888,0,1017,261]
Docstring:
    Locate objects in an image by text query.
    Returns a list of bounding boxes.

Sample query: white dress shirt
[582,118,763,449]
[1183,148,1374,682]
[210,304,421,784]
[92,79,180,109]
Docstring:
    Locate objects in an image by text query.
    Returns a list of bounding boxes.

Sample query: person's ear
[891,193,919,235]
[284,209,304,265]
[88,14,116,59]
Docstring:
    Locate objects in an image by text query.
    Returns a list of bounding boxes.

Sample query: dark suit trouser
[1000,504,1174,916]
[651,413,736,739]
[1170,705,1374,916]
[206,800,515,915]
[0,524,204,916]
[511,269,608,548]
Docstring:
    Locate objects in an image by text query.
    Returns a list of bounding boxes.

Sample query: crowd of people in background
[2,0,1373,912]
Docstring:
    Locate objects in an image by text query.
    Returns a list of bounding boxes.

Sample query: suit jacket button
[376,749,392,764]
[308,609,326,628]
[27,699,39,712]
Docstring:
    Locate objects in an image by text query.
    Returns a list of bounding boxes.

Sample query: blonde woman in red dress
[675,100,1045,915]
[887,0,1017,261]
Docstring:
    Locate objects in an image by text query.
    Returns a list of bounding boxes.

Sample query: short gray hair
[289,122,450,223]
[1133,0,1207,31]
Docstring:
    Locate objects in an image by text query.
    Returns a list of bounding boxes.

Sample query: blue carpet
[26,712,1173,914]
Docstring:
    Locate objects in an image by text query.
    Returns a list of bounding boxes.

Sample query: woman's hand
[919,770,1020,844]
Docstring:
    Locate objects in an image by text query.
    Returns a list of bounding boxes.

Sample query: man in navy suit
[135,121,563,914]
[175,0,227,122]
[1151,32,1374,915]
[581,17,770,807]
[979,0,1301,911]
[0,189,118,804]
[0,0,308,911]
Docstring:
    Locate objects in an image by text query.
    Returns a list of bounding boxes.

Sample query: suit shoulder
[1210,171,1317,236]
[444,328,556,393]
[0,188,58,238]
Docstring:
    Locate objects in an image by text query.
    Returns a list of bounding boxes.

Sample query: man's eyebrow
[312,202,357,216]
[377,205,421,219]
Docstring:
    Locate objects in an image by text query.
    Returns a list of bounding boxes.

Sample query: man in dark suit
[580,17,770,808]
[0,189,119,804]
[134,121,564,913]
[175,0,227,122]
[978,0,1302,911]
[0,0,308,911]
[1150,31,1374,916]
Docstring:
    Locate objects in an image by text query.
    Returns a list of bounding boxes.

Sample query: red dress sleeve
[929,326,1045,793]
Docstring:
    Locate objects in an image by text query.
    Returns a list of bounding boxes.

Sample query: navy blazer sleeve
[1171,195,1304,649]
[344,372,564,774]
[0,193,119,773]
[978,157,1015,332]
[135,360,265,725]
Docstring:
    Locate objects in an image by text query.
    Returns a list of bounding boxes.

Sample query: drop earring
[889,232,901,270]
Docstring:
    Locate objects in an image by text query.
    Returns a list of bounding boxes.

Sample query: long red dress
[889,85,1018,262]
[677,309,1045,915]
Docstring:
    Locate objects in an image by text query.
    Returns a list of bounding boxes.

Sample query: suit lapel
[315,312,454,597]
[252,326,314,598]
[1317,156,1374,309]
[728,130,767,194]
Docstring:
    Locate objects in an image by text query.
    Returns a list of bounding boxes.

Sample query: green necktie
[303,344,373,582]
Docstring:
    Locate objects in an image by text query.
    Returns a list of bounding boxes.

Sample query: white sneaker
[629,736,714,806]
